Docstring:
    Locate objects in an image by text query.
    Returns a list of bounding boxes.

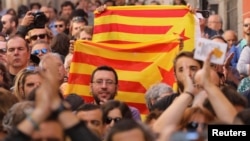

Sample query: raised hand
[194,50,214,90]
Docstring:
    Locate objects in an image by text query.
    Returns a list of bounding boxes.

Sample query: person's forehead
[79,109,103,118]
[1,15,11,21]
[243,18,250,23]
[176,56,200,68]
[0,42,6,49]
[7,37,26,47]
[80,31,91,36]
[209,15,219,21]
[25,74,41,82]
[212,38,225,43]
[62,5,73,10]
[30,29,47,35]
[93,70,116,79]
[55,20,65,24]
[32,43,49,50]
[40,6,49,11]
[73,22,86,27]
[223,32,236,38]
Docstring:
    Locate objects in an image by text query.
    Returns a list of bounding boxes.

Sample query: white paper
[194,38,227,65]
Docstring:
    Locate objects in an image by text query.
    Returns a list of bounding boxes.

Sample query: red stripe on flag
[97,40,139,44]
[85,41,179,53]
[119,80,146,93]
[95,9,188,18]
[94,24,172,34]
[73,52,152,71]
[80,96,148,114]
[68,73,90,85]
[68,73,146,93]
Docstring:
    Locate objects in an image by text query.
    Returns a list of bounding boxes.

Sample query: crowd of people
[0,0,249,141]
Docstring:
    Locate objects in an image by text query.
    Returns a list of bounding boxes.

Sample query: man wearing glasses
[90,65,141,121]
[230,17,250,70]
[54,17,68,35]
[31,41,51,59]
[27,27,52,48]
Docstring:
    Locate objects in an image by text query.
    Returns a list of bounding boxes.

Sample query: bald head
[208,14,223,31]
[222,30,238,49]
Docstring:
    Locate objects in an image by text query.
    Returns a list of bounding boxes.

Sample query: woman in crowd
[102,100,133,136]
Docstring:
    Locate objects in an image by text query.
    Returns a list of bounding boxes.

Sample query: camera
[197,10,210,19]
[29,11,48,29]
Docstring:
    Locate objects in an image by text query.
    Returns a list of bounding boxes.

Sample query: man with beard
[151,51,203,111]
[89,65,141,121]
[230,16,250,69]
[1,14,18,40]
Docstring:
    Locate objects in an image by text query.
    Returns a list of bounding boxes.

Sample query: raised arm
[194,51,237,123]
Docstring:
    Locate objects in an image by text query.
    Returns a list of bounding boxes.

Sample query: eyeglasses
[24,66,42,73]
[25,66,37,71]
[105,117,122,124]
[32,48,48,55]
[30,34,47,41]
[0,48,6,54]
[243,24,250,27]
[92,79,116,86]
[186,122,207,131]
[54,24,64,28]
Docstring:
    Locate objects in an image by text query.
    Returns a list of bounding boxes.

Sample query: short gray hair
[2,101,34,133]
[145,82,173,111]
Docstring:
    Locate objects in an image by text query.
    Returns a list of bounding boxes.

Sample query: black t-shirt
[9,73,16,89]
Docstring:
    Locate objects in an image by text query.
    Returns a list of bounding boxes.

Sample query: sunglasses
[186,122,207,131]
[30,34,47,41]
[72,16,86,22]
[105,117,122,124]
[24,66,42,73]
[32,48,48,55]
[54,24,64,28]
[0,48,6,54]
[243,24,250,27]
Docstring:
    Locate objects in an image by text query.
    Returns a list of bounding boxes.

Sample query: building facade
[2,0,250,39]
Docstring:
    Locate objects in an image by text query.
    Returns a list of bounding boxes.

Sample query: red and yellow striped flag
[66,5,196,118]
[66,36,179,115]
[93,5,195,50]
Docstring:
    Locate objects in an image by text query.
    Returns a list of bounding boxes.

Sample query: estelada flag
[93,5,197,51]
[66,36,180,116]
[66,5,197,117]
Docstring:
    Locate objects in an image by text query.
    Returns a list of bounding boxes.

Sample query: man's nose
[101,81,107,88]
